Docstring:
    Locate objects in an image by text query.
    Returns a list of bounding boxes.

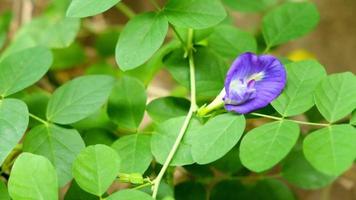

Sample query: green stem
[133,182,152,190]
[29,113,49,126]
[250,112,330,127]
[152,29,197,199]
[116,3,135,19]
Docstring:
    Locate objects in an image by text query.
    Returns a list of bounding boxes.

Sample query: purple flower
[224,52,286,114]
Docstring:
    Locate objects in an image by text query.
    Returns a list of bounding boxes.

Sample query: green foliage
[282,150,335,189]
[0,46,52,97]
[272,60,327,116]
[23,124,85,186]
[8,153,58,200]
[47,75,114,124]
[303,125,356,176]
[116,12,168,70]
[111,134,152,174]
[147,97,189,122]
[72,144,121,196]
[165,47,228,99]
[240,121,300,172]
[151,117,201,165]
[262,2,319,48]
[0,99,28,165]
[107,76,147,130]
[163,0,227,29]
[1,0,355,199]
[208,25,257,59]
[67,0,121,17]
[191,114,245,164]
[314,72,356,122]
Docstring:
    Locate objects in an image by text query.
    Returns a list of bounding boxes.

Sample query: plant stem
[133,182,152,190]
[116,3,135,19]
[152,29,197,199]
[171,25,187,49]
[29,113,49,126]
[250,112,330,127]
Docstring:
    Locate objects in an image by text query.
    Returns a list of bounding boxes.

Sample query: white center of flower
[247,71,264,82]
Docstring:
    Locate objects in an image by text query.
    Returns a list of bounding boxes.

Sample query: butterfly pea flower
[198,52,286,115]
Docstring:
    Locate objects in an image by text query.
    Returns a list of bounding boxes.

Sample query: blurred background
[0,0,355,199]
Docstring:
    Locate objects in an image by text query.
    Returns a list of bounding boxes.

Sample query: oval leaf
[116,12,168,71]
[23,124,85,186]
[191,113,245,164]
[314,72,356,122]
[111,134,152,174]
[8,153,58,200]
[0,46,52,97]
[262,2,319,48]
[303,124,356,176]
[272,60,326,116]
[164,0,227,29]
[107,76,147,130]
[72,144,121,196]
[240,121,300,172]
[46,75,114,124]
[0,99,28,165]
[67,0,121,18]
[0,181,10,200]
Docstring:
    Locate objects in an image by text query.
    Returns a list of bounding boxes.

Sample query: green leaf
[8,153,58,200]
[272,60,327,117]
[107,189,153,200]
[208,25,257,59]
[64,181,97,200]
[0,181,10,200]
[116,12,168,71]
[191,114,245,164]
[0,46,52,97]
[262,2,319,48]
[23,124,85,186]
[314,72,356,122]
[303,124,356,176]
[151,117,201,166]
[211,147,243,174]
[6,16,80,53]
[107,76,147,130]
[223,0,277,13]
[163,0,227,29]
[124,41,180,85]
[72,144,121,196]
[282,150,335,189]
[111,134,152,174]
[175,182,207,200]
[67,0,121,17]
[47,75,114,124]
[0,99,28,165]
[165,47,228,99]
[147,97,189,123]
[240,121,300,172]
